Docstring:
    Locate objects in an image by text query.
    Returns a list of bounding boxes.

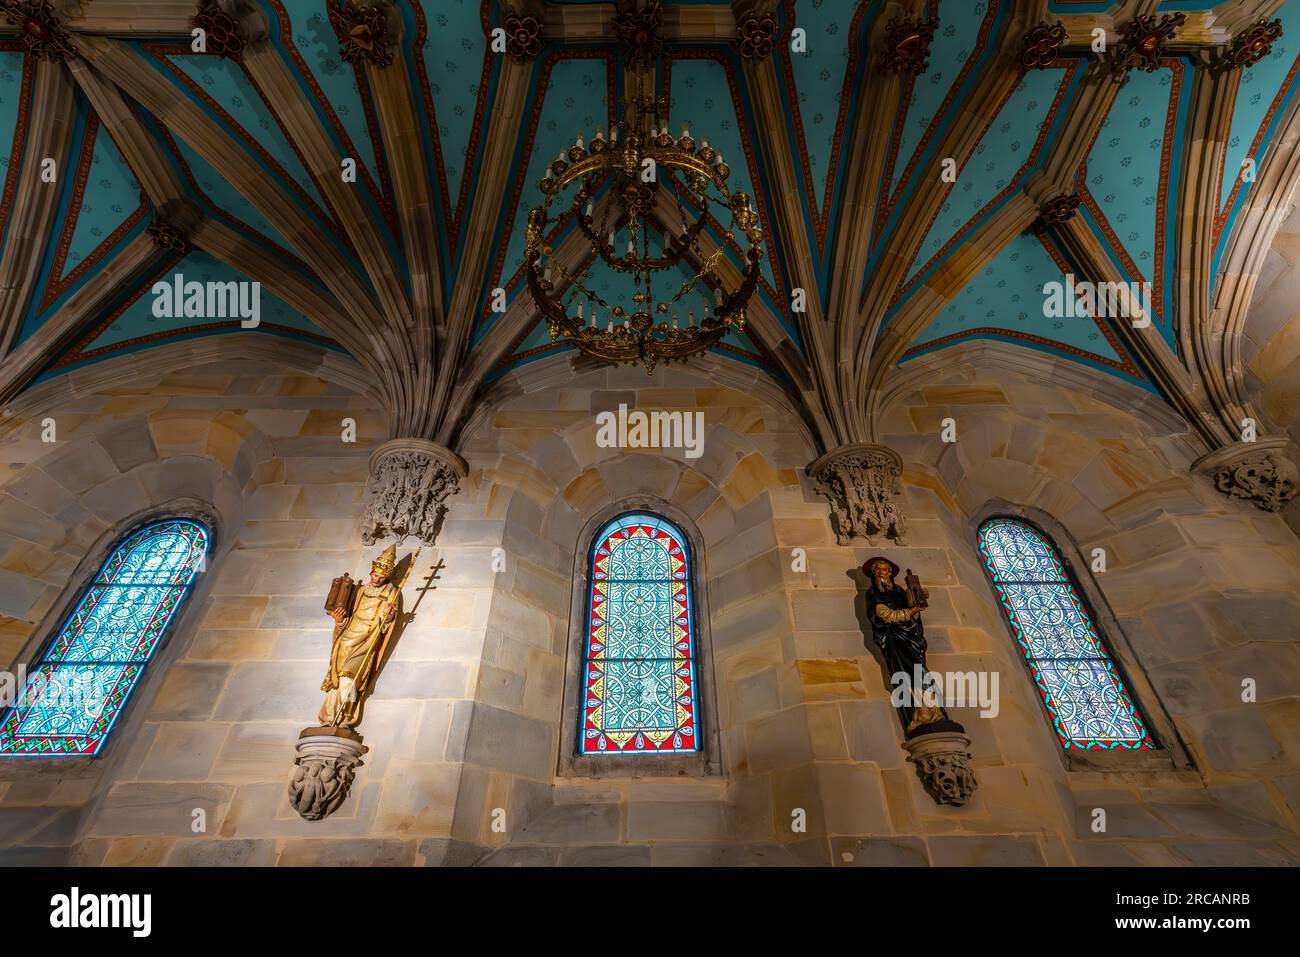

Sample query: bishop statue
[319,543,401,729]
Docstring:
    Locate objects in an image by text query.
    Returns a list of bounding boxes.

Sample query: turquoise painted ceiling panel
[907,66,1064,283]
[62,115,143,278]
[160,52,332,218]
[0,49,26,251]
[1083,65,1174,283]
[890,0,997,195]
[418,0,487,213]
[0,49,24,173]
[670,55,778,290]
[912,229,1123,362]
[276,2,382,187]
[1220,1,1300,208]
[171,134,299,256]
[84,250,328,352]
[495,54,610,319]
[786,0,853,212]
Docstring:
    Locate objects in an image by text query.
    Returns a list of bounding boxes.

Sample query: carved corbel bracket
[359,438,468,546]
[808,443,908,546]
[902,729,977,807]
[288,728,367,821]
[1192,438,1299,513]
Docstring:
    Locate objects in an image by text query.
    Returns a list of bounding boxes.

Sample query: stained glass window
[580,512,699,754]
[978,517,1153,750]
[0,520,208,757]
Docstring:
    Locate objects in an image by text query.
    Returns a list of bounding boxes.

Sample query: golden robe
[319,580,398,728]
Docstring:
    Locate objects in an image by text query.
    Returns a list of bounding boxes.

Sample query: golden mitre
[371,542,397,575]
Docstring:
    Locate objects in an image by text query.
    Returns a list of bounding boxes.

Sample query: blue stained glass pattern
[0,520,208,756]
[978,518,1153,750]
[581,513,699,754]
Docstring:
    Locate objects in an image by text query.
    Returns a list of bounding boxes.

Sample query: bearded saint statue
[319,543,400,729]
[863,555,948,735]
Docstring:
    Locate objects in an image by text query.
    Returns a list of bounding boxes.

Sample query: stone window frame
[969,499,1196,774]
[557,496,723,779]
[0,498,223,777]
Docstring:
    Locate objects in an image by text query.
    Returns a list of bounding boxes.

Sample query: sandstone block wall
[0,350,1296,865]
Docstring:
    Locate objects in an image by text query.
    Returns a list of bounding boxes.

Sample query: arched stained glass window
[0,520,208,757]
[978,517,1153,750]
[580,512,698,754]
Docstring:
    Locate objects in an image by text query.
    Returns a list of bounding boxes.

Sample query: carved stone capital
[287,729,367,821]
[902,729,977,807]
[809,443,908,546]
[1193,438,1299,513]
[359,438,467,546]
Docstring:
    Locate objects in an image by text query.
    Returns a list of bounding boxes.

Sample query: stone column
[1192,437,1299,513]
[358,438,468,545]
[807,443,908,545]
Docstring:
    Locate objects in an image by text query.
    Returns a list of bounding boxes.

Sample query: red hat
[862,556,900,577]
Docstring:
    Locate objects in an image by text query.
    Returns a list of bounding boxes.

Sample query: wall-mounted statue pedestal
[902,721,977,807]
[808,443,908,545]
[1192,437,1298,513]
[359,438,467,545]
[288,727,368,821]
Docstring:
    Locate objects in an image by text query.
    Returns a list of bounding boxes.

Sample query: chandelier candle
[524,61,765,373]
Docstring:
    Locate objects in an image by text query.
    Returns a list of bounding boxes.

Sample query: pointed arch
[0,519,209,757]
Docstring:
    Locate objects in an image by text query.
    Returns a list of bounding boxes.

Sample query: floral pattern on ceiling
[0,1,1297,400]
[1217,1,1300,251]
[473,50,613,347]
[58,108,146,282]
[903,64,1076,289]
[276,1,384,189]
[780,0,860,241]
[1079,63,1183,351]
[668,52,783,300]
[409,0,488,237]
[42,250,333,380]
[887,0,999,209]
[0,47,29,250]
[146,46,339,233]
[906,228,1147,388]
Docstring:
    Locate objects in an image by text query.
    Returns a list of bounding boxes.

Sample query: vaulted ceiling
[1,0,1298,458]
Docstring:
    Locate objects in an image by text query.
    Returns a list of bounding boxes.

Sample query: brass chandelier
[524,40,765,373]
